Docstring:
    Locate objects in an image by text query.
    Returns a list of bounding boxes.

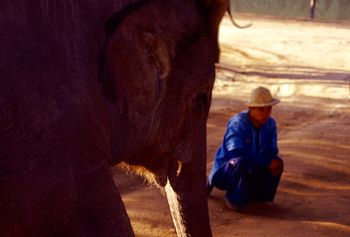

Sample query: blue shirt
[208,110,279,183]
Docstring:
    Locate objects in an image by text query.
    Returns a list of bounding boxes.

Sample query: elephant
[1,0,228,236]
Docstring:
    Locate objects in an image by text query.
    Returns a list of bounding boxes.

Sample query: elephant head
[1,0,227,236]
[102,1,220,173]
[100,1,228,236]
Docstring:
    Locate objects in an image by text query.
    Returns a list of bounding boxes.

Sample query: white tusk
[176,160,183,177]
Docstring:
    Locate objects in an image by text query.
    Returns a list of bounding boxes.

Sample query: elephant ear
[99,2,172,110]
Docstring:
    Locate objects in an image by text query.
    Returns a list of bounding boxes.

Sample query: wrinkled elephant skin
[1,0,227,236]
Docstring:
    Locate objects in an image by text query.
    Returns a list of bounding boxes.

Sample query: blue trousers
[211,157,283,206]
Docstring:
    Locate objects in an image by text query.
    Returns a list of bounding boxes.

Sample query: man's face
[248,106,272,128]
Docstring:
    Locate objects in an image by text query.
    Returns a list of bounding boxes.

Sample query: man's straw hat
[245,86,280,107]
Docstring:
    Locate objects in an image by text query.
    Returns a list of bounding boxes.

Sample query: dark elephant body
[1,0,227,236]
[1,1,133,236]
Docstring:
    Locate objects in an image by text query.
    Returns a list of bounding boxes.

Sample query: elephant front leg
[165,158,212,237]
[69,164,135,237]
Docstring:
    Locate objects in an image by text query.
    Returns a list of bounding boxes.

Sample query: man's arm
[223,122,247,159]
[268,120,283,175]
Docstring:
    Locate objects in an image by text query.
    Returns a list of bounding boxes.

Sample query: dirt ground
[112,14,350,237]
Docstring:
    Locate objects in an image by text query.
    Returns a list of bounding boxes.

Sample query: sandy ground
[112,14,350,237]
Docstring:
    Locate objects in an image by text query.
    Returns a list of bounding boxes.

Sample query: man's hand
[268,158,284,176]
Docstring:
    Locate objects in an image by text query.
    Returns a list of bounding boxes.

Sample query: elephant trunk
[164,116,212,237]
[165,160,211,237]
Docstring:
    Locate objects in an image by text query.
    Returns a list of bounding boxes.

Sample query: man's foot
[224,196,244,212]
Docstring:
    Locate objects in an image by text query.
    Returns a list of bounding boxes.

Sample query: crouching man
[208,86,284,212]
